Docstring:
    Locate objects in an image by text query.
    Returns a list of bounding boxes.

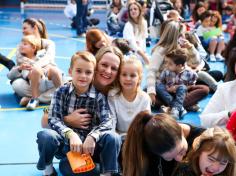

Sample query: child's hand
[83,136,96,156]
[68,131,83,153]
[149,93,156,106]
[167,85,177,93]
[64,109,92,129]
[18,63,32,71]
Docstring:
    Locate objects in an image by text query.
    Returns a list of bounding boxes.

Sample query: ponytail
[122,111,152,176]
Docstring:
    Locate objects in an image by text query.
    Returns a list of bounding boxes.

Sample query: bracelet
[65,130,73,139]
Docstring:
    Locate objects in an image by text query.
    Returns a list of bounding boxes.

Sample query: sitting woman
[7,35,62,110]
[123,1,149,64]
[8,18,62,108]
[200,48,236,127]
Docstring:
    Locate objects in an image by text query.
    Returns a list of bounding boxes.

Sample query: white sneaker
[209,54,216,62]
[26,98,39,110]
[215,54,225,61]
[170,107,180,120]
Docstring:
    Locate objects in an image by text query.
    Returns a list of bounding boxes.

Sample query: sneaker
[209,54,216,62]
[215,53,225,61]
[186,104,201,112]
[26,98,39,110]
[78,33,86,38]
[44,167,57,176]
[180,107,187,118]
[170,107,180,120]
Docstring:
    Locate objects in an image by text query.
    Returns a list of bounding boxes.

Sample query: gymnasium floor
[0,7,224,176]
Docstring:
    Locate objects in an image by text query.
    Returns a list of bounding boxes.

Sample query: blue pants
[156,83,187,111]
[36,129,121,175]
[75,0,88,35]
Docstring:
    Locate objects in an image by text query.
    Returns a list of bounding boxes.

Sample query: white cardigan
[200,80,236,127]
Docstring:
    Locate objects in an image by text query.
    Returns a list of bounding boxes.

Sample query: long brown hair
[123,111,182,176]
[86,28,109,55]
[23,18,48,39]
[188,127,236,176]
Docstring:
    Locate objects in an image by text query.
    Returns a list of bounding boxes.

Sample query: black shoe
[44,167,57,176]
[88,18,100,26]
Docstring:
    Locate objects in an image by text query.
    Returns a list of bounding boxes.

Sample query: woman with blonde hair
[123,1,149,64]
[147,19,209,111]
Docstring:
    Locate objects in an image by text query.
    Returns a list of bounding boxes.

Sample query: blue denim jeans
[36,129,121,175]
[156,83,187,111]
[75,0,88,35]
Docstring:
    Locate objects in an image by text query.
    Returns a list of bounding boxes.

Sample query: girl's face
[22,22,35,36]
[202,17,211,27]
[119,63,140,92]
[69,59,94,94]
[161,136,188,162]
[113,0,120,6]
[197,7,206,16]
[129,4,140,20]
[175,0,182,9]
[199,150,228,175]
[95,36,108,49]
[95,52,120,87]
[19,41,35,56]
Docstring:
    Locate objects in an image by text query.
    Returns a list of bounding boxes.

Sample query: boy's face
[69,58,94,94]
[199,150,228,175]
[19,41,36,56]
[202,17,211,27]
[165,57,180,73]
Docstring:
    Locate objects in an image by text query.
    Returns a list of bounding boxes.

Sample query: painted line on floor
[0,26,85,42]
[0,105,48,111]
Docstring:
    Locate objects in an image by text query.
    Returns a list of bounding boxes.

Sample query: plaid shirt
[48,82,113,142]
[160,69,198,87]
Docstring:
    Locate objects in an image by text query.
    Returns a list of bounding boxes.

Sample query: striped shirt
[48,82,112,142]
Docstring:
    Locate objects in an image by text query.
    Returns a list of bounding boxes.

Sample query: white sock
[43,164,54,175]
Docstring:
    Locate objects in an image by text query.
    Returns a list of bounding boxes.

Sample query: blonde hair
[128,2,146,37]
[152,19,182,54]
[21,35,41,53]
[70,51,96,69]
[95,46,124,88]
[187,127,236,176]
[119,56,143,93]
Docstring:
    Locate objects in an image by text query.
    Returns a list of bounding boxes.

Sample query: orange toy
[66,151,95,173]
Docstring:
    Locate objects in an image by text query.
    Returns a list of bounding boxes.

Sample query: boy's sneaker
[215,53,225,61]
[170,107,180,120]
[209,54,216,62]
[180,107,187,118]
[186,104,201,112]
[26,98,39,110]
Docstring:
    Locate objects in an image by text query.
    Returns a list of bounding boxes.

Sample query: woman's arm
[200,85,229,127]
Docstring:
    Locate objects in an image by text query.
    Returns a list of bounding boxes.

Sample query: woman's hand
[83,136,96,156]
[64,109,92,129]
